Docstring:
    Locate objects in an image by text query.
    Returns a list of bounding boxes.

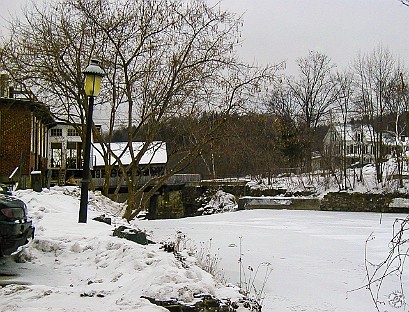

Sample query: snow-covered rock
[199,190,238,215]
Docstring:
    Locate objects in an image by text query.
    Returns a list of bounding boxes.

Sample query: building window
[67,142,80,169]
[50,128,62,137]
[355,132,362,142]
[51,142,62,167]
[68,128,79,136]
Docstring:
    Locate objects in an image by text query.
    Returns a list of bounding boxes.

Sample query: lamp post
[79,58,104,223]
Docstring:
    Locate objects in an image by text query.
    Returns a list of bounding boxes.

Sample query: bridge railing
[93,173,201,189]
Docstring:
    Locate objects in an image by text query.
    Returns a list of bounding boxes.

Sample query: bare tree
[0,0,278,220]
[383,71,409,187]
[353,46,399,183]
[0,1,94,123]
[267,80,299,123]
[288,51,338,170]
[266,80,305,169]
[329,71,355,189]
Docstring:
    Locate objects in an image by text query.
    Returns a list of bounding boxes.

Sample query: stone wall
[148,188,185,219]
[238,196,320,210]
[320,192,409,213]
[147,185,214,219]
[147,185,409,219]
[147,184,317,219]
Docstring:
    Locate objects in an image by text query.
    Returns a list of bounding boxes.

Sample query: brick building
[0,95,54,188]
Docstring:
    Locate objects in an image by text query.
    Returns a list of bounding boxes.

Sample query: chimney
[0,71,9,98]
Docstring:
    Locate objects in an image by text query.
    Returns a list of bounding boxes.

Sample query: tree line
[111,47,409,186]
[266,48,409,187]
[110,112,312,179]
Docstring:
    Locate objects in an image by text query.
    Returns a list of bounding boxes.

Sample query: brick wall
[0,101,33,182]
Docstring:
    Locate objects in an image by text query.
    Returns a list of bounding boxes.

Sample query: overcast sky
[1,0,409,75]
[214,0,409,74]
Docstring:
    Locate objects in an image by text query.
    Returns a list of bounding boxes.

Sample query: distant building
[323,123,406,168]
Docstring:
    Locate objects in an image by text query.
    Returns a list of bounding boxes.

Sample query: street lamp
[79,58,104,223]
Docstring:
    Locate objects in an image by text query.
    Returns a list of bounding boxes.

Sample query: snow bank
[0,187,246,311]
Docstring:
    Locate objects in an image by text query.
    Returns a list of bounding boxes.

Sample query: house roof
[31,101,55,127]
[330,123,400,145]
[331,123,375,142]
[51,122,102,127]
[92,141,167,167]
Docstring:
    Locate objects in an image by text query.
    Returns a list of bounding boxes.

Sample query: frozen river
[140,209,409,312]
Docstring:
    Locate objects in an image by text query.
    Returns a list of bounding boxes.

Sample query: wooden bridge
[92,173,202,191]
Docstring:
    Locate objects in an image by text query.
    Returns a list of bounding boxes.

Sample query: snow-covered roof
[332,123,375,142]
[93,141,167,166]
[331,123,399,145]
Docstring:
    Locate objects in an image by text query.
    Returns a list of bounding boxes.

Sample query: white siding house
[47,123,86,185]
[323,123,404,167]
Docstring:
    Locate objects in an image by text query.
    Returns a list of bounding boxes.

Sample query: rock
[92,214,112,225]
[112,226,155,245]
[141,294,262,311]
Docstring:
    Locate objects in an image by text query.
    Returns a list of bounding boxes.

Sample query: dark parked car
[0,194,34,256]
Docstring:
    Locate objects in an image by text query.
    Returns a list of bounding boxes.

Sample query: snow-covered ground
[0,187,245,312]
[0,186,408,311]
[248,158,409,196]
[139,210,409,312]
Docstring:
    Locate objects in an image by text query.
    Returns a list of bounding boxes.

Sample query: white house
[47,122,102,185]
[49,123,83,169]
[47,123,85,185]
[323,123,404,167]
